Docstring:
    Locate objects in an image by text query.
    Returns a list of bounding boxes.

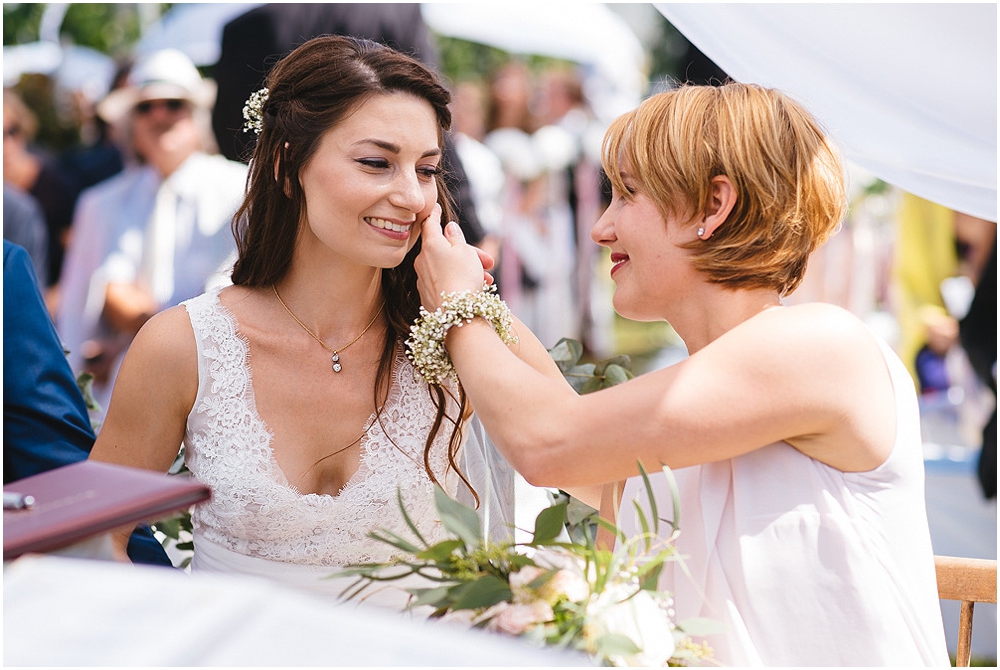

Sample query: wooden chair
[935,555,998,666]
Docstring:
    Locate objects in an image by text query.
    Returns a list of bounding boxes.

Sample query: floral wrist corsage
[406,284,517,385]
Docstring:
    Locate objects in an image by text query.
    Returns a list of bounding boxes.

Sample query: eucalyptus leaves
[548,338,635,394]
[334,465,717,667]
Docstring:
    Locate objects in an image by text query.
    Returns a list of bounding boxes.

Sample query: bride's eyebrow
[354,138,441,159]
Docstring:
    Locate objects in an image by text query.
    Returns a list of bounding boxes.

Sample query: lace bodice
[182,288,461,567]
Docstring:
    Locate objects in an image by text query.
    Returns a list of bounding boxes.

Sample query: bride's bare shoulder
[128,303,198,368]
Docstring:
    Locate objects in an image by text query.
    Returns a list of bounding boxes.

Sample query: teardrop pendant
[332,352,342,373]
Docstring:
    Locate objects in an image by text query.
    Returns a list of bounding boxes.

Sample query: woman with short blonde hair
[413,82,949,665]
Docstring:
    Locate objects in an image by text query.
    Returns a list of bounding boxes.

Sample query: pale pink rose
[487,600,554,636]
[509,565,545,586]
[517,550,591,605]
[538,568,590,605]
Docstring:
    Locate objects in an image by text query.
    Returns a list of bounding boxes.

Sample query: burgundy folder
[3,460,210,560]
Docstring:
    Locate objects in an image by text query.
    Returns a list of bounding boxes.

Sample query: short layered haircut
[602,83,846,296]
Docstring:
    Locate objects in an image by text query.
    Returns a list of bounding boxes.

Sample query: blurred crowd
[3,5,995,498]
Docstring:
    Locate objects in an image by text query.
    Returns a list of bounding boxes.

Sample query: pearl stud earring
[697,227,705,237]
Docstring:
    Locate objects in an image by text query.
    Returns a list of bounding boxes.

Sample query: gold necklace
[272,285,384,373]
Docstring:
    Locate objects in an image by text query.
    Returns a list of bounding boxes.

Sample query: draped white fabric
[656,3,997,222]
[4,555,584,666]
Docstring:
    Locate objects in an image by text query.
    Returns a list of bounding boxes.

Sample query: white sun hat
[96,48,215,124]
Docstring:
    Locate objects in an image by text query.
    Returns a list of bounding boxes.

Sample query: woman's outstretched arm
[416,213,897,489]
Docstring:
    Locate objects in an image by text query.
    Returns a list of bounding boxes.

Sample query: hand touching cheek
[415,206,491,310]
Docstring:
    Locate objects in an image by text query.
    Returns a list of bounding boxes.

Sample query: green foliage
[3,3,171,57]
[547,338,635,542]
[151,447,194,568]
[548,337,635,395]
[335,469,712,666]
[75,370,102,430]
[434,35,511,86]
[3,4,47,46]
[861,178,891,198]
[60,3,146,57]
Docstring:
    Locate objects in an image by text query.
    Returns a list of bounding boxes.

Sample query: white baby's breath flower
[242,87,269,135]
[406,285,517,385]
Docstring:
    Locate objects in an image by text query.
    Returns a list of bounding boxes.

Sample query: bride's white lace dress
[180,288,471,607]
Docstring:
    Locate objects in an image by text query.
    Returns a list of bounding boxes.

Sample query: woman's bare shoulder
[744,302,878,354]
[126,304,198,376]
[137,303,195,341]
[709,301,887,398]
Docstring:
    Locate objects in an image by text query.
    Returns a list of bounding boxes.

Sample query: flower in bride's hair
[242,87,269,135]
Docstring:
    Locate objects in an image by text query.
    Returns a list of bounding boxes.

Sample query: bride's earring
[697,227,705,238]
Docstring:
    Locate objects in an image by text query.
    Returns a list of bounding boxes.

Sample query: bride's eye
[417,165,441,179]
[357,158,390,169]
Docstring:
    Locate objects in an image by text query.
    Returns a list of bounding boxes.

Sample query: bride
[89,36,562,606]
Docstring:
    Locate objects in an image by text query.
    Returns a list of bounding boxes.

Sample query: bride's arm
[89,305,198,559]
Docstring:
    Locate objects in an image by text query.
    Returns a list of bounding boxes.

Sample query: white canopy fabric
[656,3,997,222]
[3,42,116,102]
[136,2,264,66]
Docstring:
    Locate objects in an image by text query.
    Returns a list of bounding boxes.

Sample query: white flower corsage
[406,285,517,385]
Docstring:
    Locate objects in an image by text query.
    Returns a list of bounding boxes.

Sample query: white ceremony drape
[656,3,997,223]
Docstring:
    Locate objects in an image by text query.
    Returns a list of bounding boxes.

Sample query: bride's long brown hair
[230,35,475,500]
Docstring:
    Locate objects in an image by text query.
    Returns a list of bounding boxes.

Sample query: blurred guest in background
[3,88,80,302]
[892,193,995,394]
[483,62,609,349]
[537,66,614,356]
[451,80,504,280]
[959,238,997,499]
[57,61,130,194]
[3,184,49,285]
[57,49,247,427]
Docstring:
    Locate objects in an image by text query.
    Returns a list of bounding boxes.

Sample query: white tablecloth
[3,554,584,666]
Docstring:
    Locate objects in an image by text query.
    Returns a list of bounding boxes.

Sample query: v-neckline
[211,288,398,502]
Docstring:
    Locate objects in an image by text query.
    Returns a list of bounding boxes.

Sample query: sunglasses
[134,99,189,115]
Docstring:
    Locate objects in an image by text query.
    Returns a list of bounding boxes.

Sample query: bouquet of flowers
[334,464,716,667]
